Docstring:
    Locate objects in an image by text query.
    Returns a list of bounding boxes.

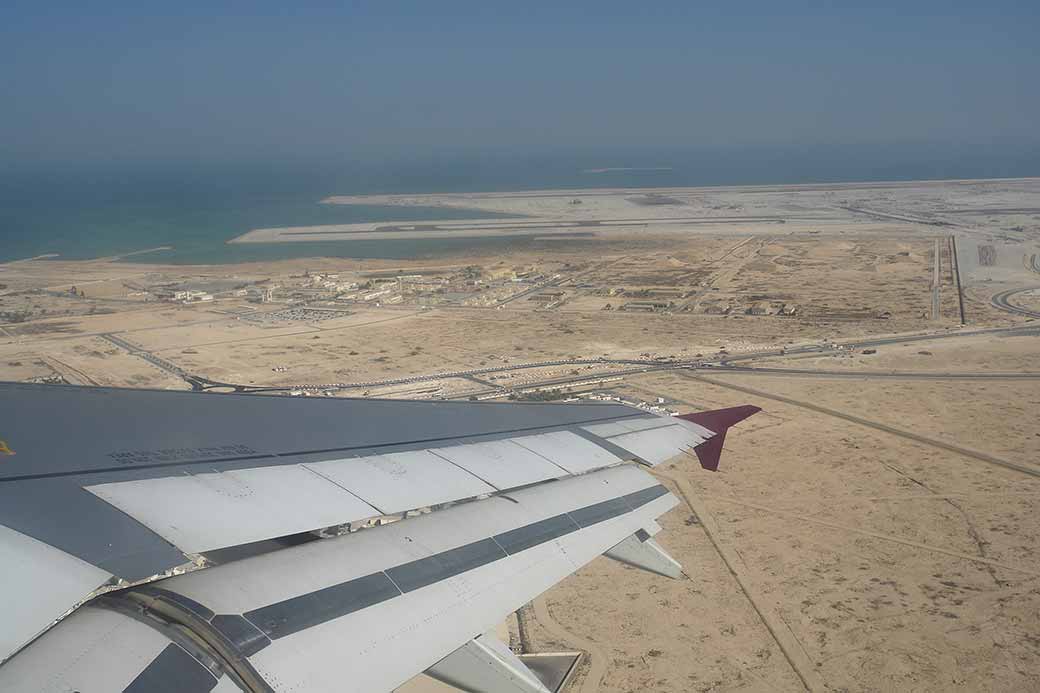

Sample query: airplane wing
[0,382,758,692]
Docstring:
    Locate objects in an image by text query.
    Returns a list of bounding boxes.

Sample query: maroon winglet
[677,405,761,471]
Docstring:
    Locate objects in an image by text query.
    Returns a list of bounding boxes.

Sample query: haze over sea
[2,143,1038,265]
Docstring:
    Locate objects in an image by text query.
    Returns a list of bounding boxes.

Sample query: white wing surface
[0,382,758,691]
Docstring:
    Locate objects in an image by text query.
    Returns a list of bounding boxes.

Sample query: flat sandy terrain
[3,178,1039,692]
[528,368,1040,692]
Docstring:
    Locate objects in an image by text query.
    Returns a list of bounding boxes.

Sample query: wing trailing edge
[603,529,683,579]
[426,635,551,693]
[0,384,762,690]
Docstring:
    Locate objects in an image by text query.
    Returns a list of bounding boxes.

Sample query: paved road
[168,324,1040,395]
[99,333,188,379]
[991,287,1040,319]
[186,357,670,393]
[460,374,498,388]
[941,207,1040,215]
[719,324,1040,365]
[691,373,1040,479]
[710,365,1040,380]
[840,206,955,227]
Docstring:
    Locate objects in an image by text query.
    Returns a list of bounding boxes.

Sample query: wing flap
[427,634,551,693]
[510,430,623,473]
[587,422,706,465]
[0,526,112,665]
[305,450,496,514]
[137,466,676,693]
[86,465,382,554]
[429,439,570,489]
[82,429,635,565]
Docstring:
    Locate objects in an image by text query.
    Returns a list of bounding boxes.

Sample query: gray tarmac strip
[839,206,957,227]
[688,373,1040,478]
[940,208,1040,215]
[451,361,1040,403]
[461,373,498,388]
[75,321,1038,396]
[711,366,1040,380]
[277,216,796,236]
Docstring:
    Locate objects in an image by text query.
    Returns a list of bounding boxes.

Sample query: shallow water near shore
[0,176,517,264]
[2,146,1037,264]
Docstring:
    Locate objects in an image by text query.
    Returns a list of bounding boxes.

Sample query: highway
[153,321,1040,486]
[110,322,1039,395]
[718,323,1040,366]
[692,373,1040,479]
[186,358,673,393]
[709,365,1040,380]
[455,359,1040,401]
[99,333,187,378]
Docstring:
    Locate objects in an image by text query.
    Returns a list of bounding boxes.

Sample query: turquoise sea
[0,163,521,264]
[2,145,1037,264]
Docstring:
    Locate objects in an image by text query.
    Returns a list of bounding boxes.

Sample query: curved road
[991,286,1040,319]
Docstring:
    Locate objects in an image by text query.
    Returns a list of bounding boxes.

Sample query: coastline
[5,176,1039,264]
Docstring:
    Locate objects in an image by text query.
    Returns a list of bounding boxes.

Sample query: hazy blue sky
[1,1,1036,164]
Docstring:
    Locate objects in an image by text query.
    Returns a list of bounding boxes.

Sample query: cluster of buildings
[528,291,566,308]
[332,266,548,308]
[167,286,282,304]
[305,273,358,293]
[171,289,215,303]
[699,300,798,316]
[619,299,673,312]
[157,284,258,304]
[596,287,695,313]
[151,264,557,313]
